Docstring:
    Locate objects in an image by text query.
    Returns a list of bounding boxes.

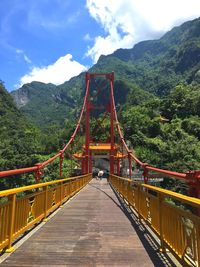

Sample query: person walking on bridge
[98,170,104,180]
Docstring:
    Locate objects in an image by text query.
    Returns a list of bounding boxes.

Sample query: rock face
[10,17,200,129]
[11,82,57,108]
[11,86,30,107]
[10,79,83,130]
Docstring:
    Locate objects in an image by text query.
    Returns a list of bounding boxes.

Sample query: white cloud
[16,49,23,54]
[24,55,32,64]
[16,49,32,64]
[18,54,87,87]
[86,0,200,62]
[84,33,93,41]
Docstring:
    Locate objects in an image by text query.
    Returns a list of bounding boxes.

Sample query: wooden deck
[0,179,172,266]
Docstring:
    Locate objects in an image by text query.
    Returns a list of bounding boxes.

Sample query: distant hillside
[91,17,200,95]
[11,78,83,130]
[11,17,200,133]
[11,74,137,131]
[0,81,42,181]
[1,16,200,186]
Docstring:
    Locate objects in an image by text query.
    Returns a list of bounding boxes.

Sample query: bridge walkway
[0,179,172,266]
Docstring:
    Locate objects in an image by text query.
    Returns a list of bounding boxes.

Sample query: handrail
[0,174,92,252]
[0,174,90,197]
[111,174,200,207]
[1,71,200,185]
[110,174,200,266]
[145,166,186,179]
[0,75,90,179]
[0,166,37,178]
[109,74,200,182]
[143,183,200,207]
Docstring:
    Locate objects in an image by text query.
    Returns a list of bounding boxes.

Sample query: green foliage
[0,82,42,169]
[1,17,200,192]
[160,119,200,171]
[181,116,200,139]
[161,84,198,119]
[121,83,200,172]
[11,78,84,132]
[90,18,200,96]
[0,82,45,189]
[36,154,76,183]
[10,17,200,158]
[0,79,83,189]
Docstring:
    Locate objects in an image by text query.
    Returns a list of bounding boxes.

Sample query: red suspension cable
[108,73,197,181]
[0,75,91,178]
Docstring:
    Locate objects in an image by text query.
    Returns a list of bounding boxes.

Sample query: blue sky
[0,0,200,91]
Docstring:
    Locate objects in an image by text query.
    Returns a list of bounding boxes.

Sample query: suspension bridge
[0,73,200,266]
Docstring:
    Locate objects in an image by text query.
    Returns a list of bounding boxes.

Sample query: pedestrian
[98,170,104,180]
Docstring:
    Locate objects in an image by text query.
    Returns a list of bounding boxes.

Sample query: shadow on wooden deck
[0,179,179,266]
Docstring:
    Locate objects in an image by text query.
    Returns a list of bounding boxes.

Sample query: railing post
[197,220,200,266]
[117,176,119,189]
[128,152,132,179]
[89,151,92,173]
[6,194,16,252]
[138,184,142,222]
[117,159,120,176]
[186,171,200,215]
[158,192,165,252]
[74,178,77,193]
[34,163,43,183]
[43,186,48,222]
[69,180,72,197]
[81,156,85,174]
[60,182,64,206]
[142,163,149,184]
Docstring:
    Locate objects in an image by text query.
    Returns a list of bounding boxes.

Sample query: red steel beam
[1,72,200,186]
[85,73,90,174]
[109,72,115,174]
[0,166,37,178]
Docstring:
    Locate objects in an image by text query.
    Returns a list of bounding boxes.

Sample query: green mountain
[11,78,83,130]
[8,17,200,177]
[0,81,44,188]
[12,18,200,130]
[92,17,200,96]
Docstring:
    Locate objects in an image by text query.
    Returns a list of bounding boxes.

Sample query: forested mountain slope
[92,17,200,95]
[6,17,200,176]
[0,82,44,188]
[11,17,200,130]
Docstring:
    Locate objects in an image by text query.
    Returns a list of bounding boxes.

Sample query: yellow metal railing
[110,174,200,267]
[0,174,92,252]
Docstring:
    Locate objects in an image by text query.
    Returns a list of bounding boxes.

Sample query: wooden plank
[1,180,160,266]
